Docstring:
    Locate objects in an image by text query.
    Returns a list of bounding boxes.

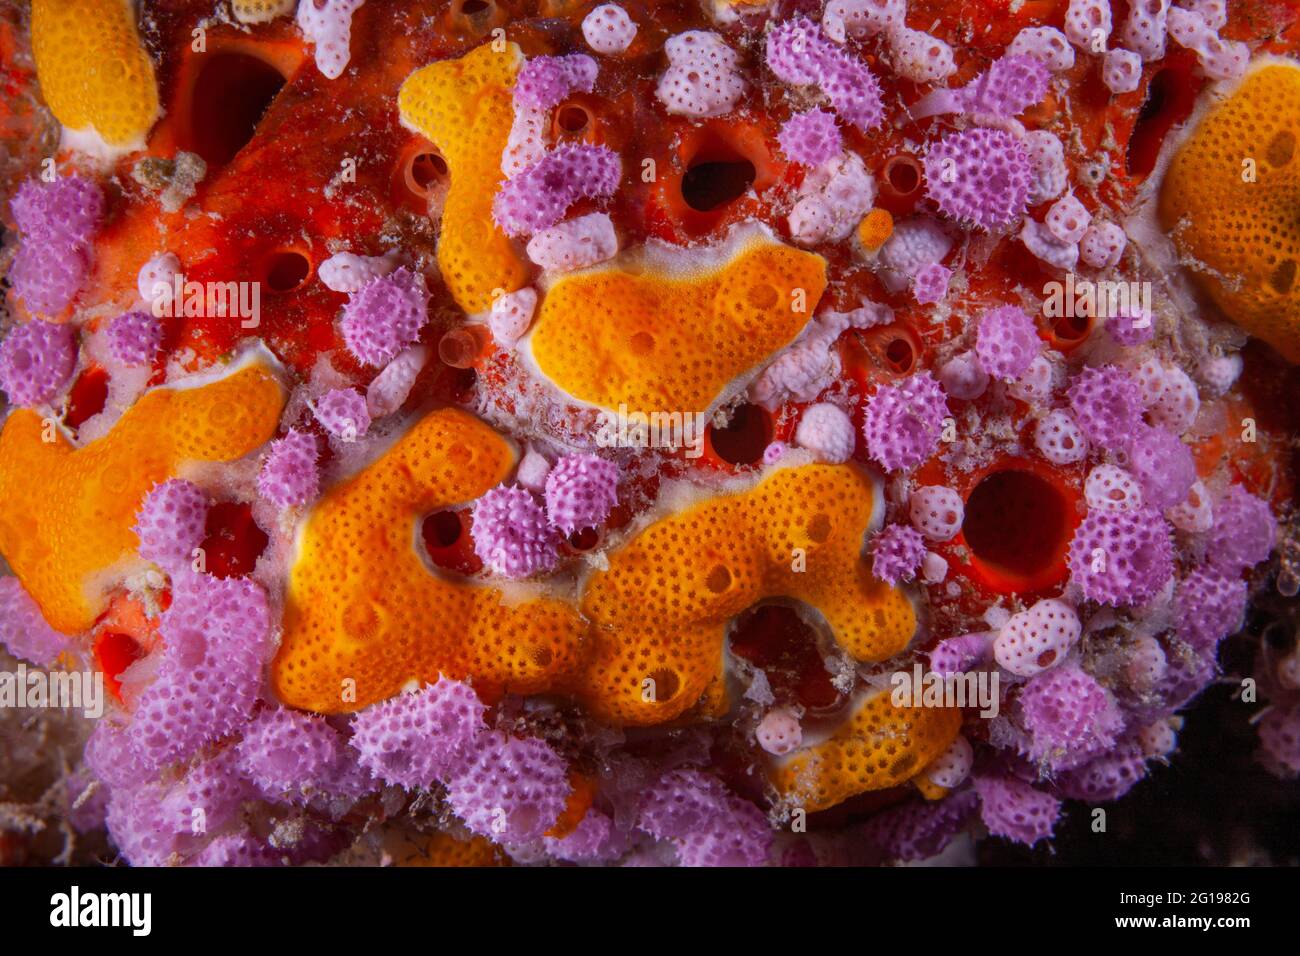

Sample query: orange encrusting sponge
[1160,62,1300,363]
[527,233,827,415]
[30,0,160,147]
[0,354,286,634]
[272,407,589,714]
[572,463,916,724]
[772,689,962,813]
[398,42,529,314]
[272,408,915,737]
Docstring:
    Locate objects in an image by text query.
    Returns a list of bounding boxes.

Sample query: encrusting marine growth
[0,0,1295,867]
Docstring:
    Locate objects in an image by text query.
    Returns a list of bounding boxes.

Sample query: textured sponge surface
[1160,63,1300,361]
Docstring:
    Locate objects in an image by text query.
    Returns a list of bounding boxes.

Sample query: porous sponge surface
[1160,62,1300,362]
[31,0,160,147]
[529,235,827,414]
[0,358,285,634]
[272,408,588,714]
[273,426,914,733]
[398,42,530,314]
[772,689,962,813]
[574,463,916,724]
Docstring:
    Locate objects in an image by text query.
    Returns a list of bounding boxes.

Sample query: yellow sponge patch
[398,42,529,314]
[772,689,962,813]
[528,232,827,414]
[1160,62,1300,362]
[572,463,915,724]
[272,407,588,714]
[31,0,160,147]
[0,354,286,634]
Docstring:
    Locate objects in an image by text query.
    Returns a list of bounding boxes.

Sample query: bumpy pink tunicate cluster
[924,127,1032,231]
[0,576,69,667]
[756,707,802,755]
[297,0,365,79]
[1168,479,1213,532]
[445,732,571,843]
[888,24,957,83]
[107,311,165,366]
[1085,464,1144,512]
[973,773,1060,846]
[1008,26,1076,71]
[350,679,486,789]
[1068,506,1174,606]
[1128,425,1196,510]
[493,144,621,238]
[910,485,964,542]
[1121,0,1171,60]
[1058,737,1149,802]
[1147,366,1200,432]
[976,306,1041,381]
[545,809,620,862]
[1175,565,1247,651]
[945,55,1051,119]
[1081,221,1127,268]
[503,54,598,176]
[258,429,320,508]
[793,402,856,463]
[1064,0,1112,48]
[472,484,560,578]
[1017,663,1125,770]
[9,176,103,317]
[340,267,429,366]
[926,736,974,788]
[1024,130,1068,205]
[489,287,538,346]
[913,263,951,305]
[1167,5,1249,81]
[994,598,1081,676]
[862,372,948,471]
[821,0,905,42]
[656,31,746,119]
[0,319,76,406]
[877,218,952,292]
[1105,308,1154,346]
[1035,409,1089,464]
[1045,194,1092,245]
[134,478,210,569]
[930,632,993,676]
[938,352,988,401]
[526,212,618,272]
[777,109,842,167]
[582,4,637,54]
[1103,48,1144,93]
[1067,364,1144,452]
[1205,485,1276,575]
[859,789,978,861]
[637,770,772,867]
[317,250,395,293]
[312,387,371,440]
[515,54,598,110]
[871,524,927,585]
[237,706,349,800]
[128,570,272,771]
[766,18,884,132]
[789,152,876,246]
[544,453,619,534]
[751,303,890,406]
[366,345,426,419]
